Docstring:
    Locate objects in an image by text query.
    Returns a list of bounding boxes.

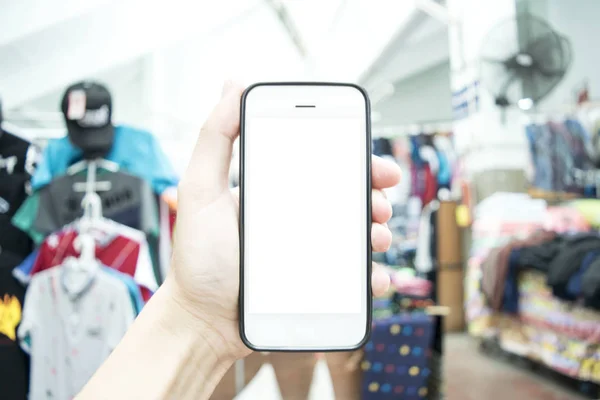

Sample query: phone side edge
[238,83,262,351]
[348,81,373,350]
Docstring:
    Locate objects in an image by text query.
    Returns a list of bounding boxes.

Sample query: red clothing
[31,229,153,301]
[410,164,437,206]
[422,165,437,206]
[169,210,176,238]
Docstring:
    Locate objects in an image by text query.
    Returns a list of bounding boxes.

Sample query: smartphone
[239,82,371,351]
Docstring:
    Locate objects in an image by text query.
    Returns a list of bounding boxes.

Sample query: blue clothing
[409,136,425,167]
[31,125,178,194]
[502,249,521,314]
[436,150,451,187]
[564,119,592,168]
[564,119,595,195]
[525,124,553,191]
[102,267,144,315]
[565,251,600,301]
[12,248,39,285]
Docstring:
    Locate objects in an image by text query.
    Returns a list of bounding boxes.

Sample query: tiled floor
[234,334,590,399]
[444,335,588,400]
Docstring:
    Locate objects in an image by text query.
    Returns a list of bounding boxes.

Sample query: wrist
[79,278,236,400]
[156,278,237,365]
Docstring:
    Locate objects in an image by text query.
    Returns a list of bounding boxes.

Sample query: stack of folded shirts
[391,272,432,298]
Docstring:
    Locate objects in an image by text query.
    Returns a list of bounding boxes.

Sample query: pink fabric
[391,276,432,298]
[544,206,590,233]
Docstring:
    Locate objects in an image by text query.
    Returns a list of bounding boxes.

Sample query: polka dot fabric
[362,313,434,399]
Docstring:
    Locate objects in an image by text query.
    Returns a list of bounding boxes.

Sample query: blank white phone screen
[245,116,367,314]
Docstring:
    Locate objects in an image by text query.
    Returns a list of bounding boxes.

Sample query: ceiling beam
[358,0,453,90]
[415,0,454,25]
[263,0,308,58]
[362,27,449,92]
[309,0,418,81]
[358,7,428,86]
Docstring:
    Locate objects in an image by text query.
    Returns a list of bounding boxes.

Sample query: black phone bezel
[238,82,373,352]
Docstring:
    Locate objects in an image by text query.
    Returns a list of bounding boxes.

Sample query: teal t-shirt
[31,125,178,194]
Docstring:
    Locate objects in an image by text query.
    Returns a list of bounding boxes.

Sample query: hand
[167,81,402,360]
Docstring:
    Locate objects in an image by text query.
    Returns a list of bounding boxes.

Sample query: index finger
[372,155,402,189]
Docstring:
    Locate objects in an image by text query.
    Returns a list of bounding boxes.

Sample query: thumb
[181,81,244,204]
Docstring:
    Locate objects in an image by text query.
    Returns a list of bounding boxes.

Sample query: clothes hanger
[76,184,121,244]
[63,190,102,294]
[0,122,33,143]
[71,159,122,247]
[70,159,118,205]
[67,158,119,175]
[62,233,100,295]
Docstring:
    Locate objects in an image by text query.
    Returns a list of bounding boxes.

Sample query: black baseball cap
[61,81,114,159]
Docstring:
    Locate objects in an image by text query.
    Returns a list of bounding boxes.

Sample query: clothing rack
[3,110,64,123]
[373,119,454,138]
[1,121,66,142]
[520,101,600,124]
[548,100,600,114]
[458,142,524,157]
[569,168,600,194]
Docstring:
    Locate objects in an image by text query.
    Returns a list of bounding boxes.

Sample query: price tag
[67,90,87,120]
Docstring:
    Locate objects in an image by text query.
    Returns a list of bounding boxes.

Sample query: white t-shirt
[18,266,135,399]
[415,200,439,273]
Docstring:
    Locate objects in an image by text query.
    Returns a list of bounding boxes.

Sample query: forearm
[77,280,235,400]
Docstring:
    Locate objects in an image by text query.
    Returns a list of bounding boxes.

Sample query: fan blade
[498,70,519,103]
[522,65,538,103]
[559,35,573,70]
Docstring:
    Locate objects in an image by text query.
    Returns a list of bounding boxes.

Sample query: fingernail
[221,80,233,98]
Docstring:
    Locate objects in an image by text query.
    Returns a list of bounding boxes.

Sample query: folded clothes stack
[390,269,433,298]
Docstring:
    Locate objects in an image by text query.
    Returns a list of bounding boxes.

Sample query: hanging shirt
[0,130,38,257]
[12,248,39,286]
[158,198,173,282]
[525,123,554,192]
[12,169,159,245]
[436,150,451,188]
[411,164,437,206]
[433,135,456,187]
[18,266,135,400]
[414,201,439,274]
[372,138,393,157]
[410,136,438,206]
[31,125,178,194]
[0,251,29,400]
[25,228,156,300]
[102,267,144,315]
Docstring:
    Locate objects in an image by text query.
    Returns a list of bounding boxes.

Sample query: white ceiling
[0,0,450,153]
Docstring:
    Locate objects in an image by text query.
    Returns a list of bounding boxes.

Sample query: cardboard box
[437,267,465,332]
[436,201,465,332]
[436,201,462,266]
